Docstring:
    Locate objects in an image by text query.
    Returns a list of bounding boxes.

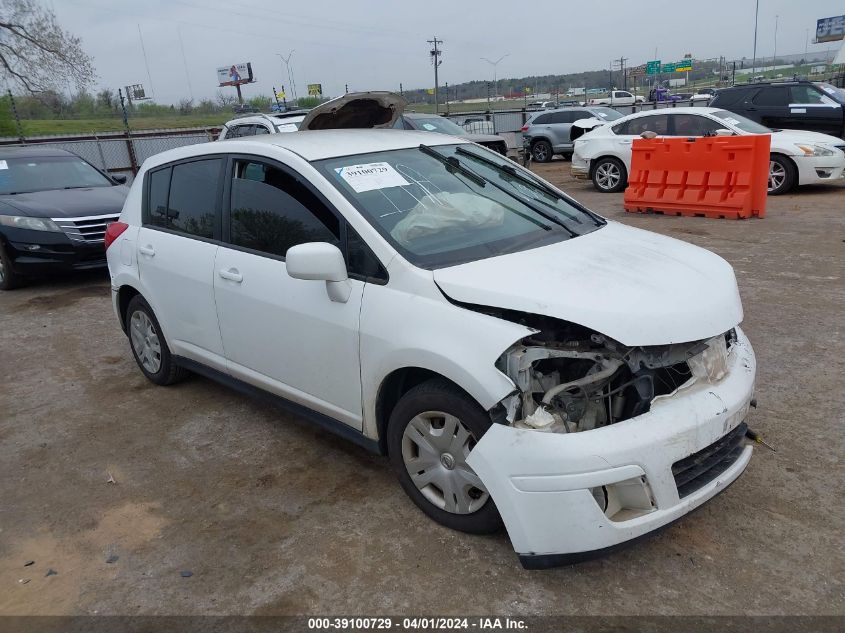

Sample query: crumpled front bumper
[467,327,756,568]
[571,151,590,179]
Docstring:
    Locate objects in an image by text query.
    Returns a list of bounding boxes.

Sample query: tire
[531,140,553,163]
[0,239,24,291]
[562,153,573,161]
[768,154,797,195]
[386,378,503,534]
[591,156,628,193]
[125,295,185,386]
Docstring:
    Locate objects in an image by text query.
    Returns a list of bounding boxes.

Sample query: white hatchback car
[105,98,757,568]
[572,107,845,195]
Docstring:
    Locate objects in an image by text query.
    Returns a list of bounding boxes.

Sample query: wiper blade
[419,144,552,232]
[419,144,487,187]
[455,146,605,228]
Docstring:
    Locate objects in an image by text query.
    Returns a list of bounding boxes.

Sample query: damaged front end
[494,312,737,433]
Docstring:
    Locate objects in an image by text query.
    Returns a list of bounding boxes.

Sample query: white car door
[613,113,672,171]
[213,157,365,429]
[136,157,227,371]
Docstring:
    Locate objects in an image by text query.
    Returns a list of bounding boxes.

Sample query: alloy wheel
[0,257,5,283]
[130,310,162,374]
[401,411,488,515]
[768,160,785,193]
[595,162,621,190]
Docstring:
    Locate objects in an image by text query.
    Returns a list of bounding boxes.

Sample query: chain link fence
[0,128,219,183]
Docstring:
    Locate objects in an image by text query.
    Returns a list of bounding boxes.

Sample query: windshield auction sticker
[335,162,409,193]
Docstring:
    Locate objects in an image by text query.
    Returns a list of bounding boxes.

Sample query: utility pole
[276,51,298,105]
[751,0,760,75]
[428,36,443,114]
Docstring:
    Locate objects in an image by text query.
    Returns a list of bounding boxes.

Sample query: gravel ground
[1,163,843,616]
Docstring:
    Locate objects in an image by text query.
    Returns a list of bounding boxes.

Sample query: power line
[137,24,156,101]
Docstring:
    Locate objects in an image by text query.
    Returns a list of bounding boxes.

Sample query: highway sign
[646,60,661,75]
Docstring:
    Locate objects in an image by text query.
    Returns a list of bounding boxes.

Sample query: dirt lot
[1,164,843,617]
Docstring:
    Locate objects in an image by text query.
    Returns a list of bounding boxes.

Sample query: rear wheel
[0,240,24,291]
[126,295,185,385]
[768,154,797,195]
[592,157,627,193]
[387,379,502,534]
[531,140,553,163]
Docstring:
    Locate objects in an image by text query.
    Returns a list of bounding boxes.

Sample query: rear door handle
[218,268,243,283]
[139,245,155,257]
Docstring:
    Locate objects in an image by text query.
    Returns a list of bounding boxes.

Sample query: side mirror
[112,174,128,184]
[285,242,351,303]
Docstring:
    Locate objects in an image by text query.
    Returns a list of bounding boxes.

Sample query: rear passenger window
[752,87,789,106]
[166,159,222,239]
[611,120,630,135]
[790,86,825,104]
[532,114,551,125]
[229,160,340,258]
[146,167,171,228]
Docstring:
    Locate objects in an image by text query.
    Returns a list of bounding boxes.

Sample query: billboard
[307,83,323,96]
[217,63,254,87]
[125,84,147,100]
[816,16,845,43]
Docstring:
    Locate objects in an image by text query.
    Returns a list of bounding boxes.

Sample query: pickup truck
[587,90,643,106]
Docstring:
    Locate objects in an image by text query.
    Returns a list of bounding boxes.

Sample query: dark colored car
[710,81,845,138]
[0,147,129,290]
[396,113,508,155]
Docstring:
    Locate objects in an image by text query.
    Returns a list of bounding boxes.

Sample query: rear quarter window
[711,88,752,107]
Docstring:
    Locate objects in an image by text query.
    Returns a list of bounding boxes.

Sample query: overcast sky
[52,0,844,104]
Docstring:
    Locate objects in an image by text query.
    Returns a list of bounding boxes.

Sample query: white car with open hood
[571,106,845,195]
[105,92,757,568]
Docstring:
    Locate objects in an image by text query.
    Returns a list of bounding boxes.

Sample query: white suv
[217,111,308,140]
[104,96,757,568]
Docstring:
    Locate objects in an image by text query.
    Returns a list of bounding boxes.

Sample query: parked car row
[571,107,845,195]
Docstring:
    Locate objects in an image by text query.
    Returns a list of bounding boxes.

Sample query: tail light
[104,221,129,251]
[520,125,529,132]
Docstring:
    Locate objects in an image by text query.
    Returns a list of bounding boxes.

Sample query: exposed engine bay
[489,310,736,433]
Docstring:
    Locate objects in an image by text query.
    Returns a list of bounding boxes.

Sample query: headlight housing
[0,215,62,232]
[795,144,835,157]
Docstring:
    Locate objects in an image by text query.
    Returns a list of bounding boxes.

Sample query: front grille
[53,214,120,245]
[672,422,747,499]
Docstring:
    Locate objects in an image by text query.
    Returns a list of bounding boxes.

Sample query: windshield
[817,83,845,104]
[411,117,468,135]
[0,156,113,195]
[589,108,623,121]
[712,110,771,134]
[315,144,602,269]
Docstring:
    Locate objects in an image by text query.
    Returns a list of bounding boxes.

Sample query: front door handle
[219,268,243,283]
[139,245,155,257]
[619,139,633,145]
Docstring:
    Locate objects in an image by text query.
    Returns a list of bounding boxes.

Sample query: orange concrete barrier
[623,135,770,219]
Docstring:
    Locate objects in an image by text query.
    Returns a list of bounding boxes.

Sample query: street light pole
[276,51,298,105]
[481,54,509,99]
[751,0,759,75]
[773,15,779,69]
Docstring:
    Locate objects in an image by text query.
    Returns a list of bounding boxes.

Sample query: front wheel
[592,157,627,193]
[768,154,797,195]
[387,379,502,534]
[0,240,24,291]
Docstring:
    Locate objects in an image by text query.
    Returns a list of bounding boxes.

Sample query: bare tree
[0,0,95,94]
[178,98,194,115]
[216,91,237,108]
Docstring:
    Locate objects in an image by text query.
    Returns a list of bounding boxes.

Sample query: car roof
[621,107,722,118]
[402,112,443,119]
[151,129,461,165]
[0,146,74,158]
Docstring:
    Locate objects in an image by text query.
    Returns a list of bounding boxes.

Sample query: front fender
[359,282,533,440]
